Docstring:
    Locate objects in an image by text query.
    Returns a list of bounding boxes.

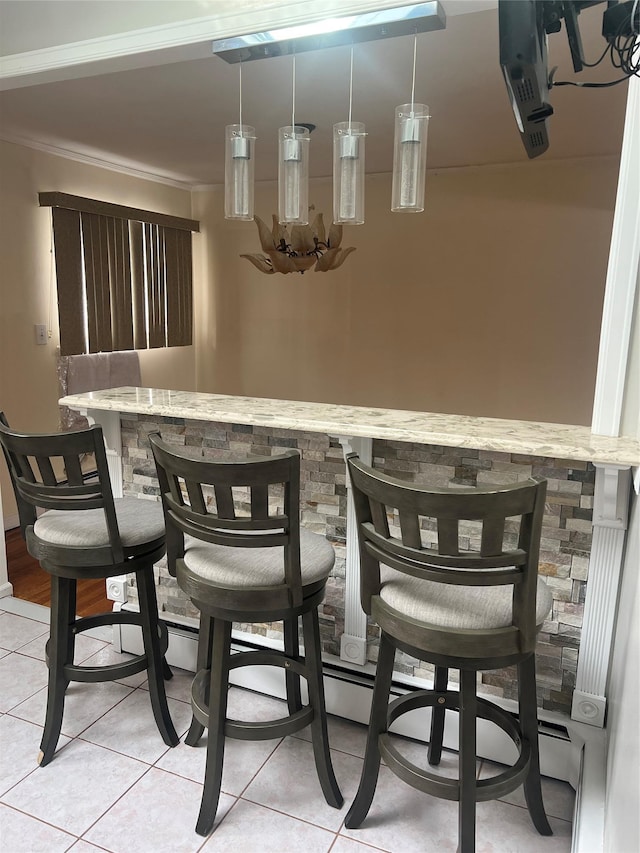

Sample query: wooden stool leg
[283,616,303,714]
[195,618,232,837]
[459,669,478,853]
[136,568,179,748]
[345,632,396,829]
[302,607,343,809]
[162,658,174,680]
[518,654,553,836]
[186,611,214,747]
[39,576,75,766]
[428,665,449,766]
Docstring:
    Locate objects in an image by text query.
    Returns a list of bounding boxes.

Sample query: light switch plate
[35,324,47,345]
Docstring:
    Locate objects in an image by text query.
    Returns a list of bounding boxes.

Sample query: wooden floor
[5,527,111,617]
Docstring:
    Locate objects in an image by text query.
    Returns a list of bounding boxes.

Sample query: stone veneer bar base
[120,413,594,719]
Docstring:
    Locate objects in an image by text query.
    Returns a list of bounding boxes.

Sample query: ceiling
[0,0,629,187]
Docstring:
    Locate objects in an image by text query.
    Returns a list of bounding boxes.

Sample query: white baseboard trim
[120,614,579,785]
[0,581,14,599]
[5,595,602,850]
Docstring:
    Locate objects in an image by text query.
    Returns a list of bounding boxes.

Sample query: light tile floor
[0,597,575,853]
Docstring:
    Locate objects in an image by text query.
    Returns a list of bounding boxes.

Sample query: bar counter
[60,386,640,466]
[60,387,638,742]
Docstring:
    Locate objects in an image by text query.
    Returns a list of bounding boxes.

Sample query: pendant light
[278,54,310,225]
[333,47,366,225]
[225,62,255,220]
[391,34,430,213]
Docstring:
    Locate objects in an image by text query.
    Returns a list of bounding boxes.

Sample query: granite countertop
[59,387,640,467]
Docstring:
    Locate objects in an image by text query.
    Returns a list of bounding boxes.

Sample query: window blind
[40,193,199,356]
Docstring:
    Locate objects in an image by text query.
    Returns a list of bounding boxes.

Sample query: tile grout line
[76,761,157,845]
[2,611,575,850]
[1,651,51,714]
[0,800,77,843]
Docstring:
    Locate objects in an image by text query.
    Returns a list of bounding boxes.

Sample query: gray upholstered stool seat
[149,435,343,836]
[183,527,335,587]
[0,415,179,767]
[379,566,553,630]
[34,497,165,549]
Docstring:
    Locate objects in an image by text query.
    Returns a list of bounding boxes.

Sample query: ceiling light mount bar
[211,2,446,64]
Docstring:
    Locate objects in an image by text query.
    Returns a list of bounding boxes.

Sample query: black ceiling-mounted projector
[499,0,639,158]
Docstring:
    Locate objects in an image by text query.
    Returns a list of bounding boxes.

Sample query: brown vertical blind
[165,227,193,347]
[82,212,114,353]
[129,220,147,350]
[109,216,134,352]
[51,208,85,357]
[41,192,199,357]
[143,223,162,348]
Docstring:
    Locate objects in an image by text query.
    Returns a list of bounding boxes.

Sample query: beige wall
[0,140,197,523]
[194,157,618,424]
[0,141,621,525]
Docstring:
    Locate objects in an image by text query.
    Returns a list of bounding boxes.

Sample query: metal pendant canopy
[211,2,446,63]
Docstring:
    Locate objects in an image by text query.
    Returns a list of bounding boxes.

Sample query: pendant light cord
[238,60,243,128]
[348,46,354,132]
[291,53,296,131]
[410,33,417,116]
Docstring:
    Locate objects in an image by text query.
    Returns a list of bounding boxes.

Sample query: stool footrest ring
[45,612,169,684]
[226,708,314,740]
[380,689,531,803]
[71,611,154,633]
[190,657,315,741]
[228,648,307,676]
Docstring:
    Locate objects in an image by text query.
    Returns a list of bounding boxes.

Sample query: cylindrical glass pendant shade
[333,121,365,225]
[278,126,310,225]
[225,124,255,220]
[391,104,430,213]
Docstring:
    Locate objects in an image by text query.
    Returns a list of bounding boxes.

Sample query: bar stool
[0,414,179,765]
[149,434,343,836]
[344,454,553,853]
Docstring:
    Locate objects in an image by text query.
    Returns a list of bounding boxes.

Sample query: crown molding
[0,133,194,190]
[3,131,619,194]
[0,0,438,89]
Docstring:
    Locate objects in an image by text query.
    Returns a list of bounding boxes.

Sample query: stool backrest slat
[346,452,547,658]
[0,412,124,564]
[149,433,303,606]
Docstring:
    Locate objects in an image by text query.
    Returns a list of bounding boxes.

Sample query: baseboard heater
[119,612,576,784]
